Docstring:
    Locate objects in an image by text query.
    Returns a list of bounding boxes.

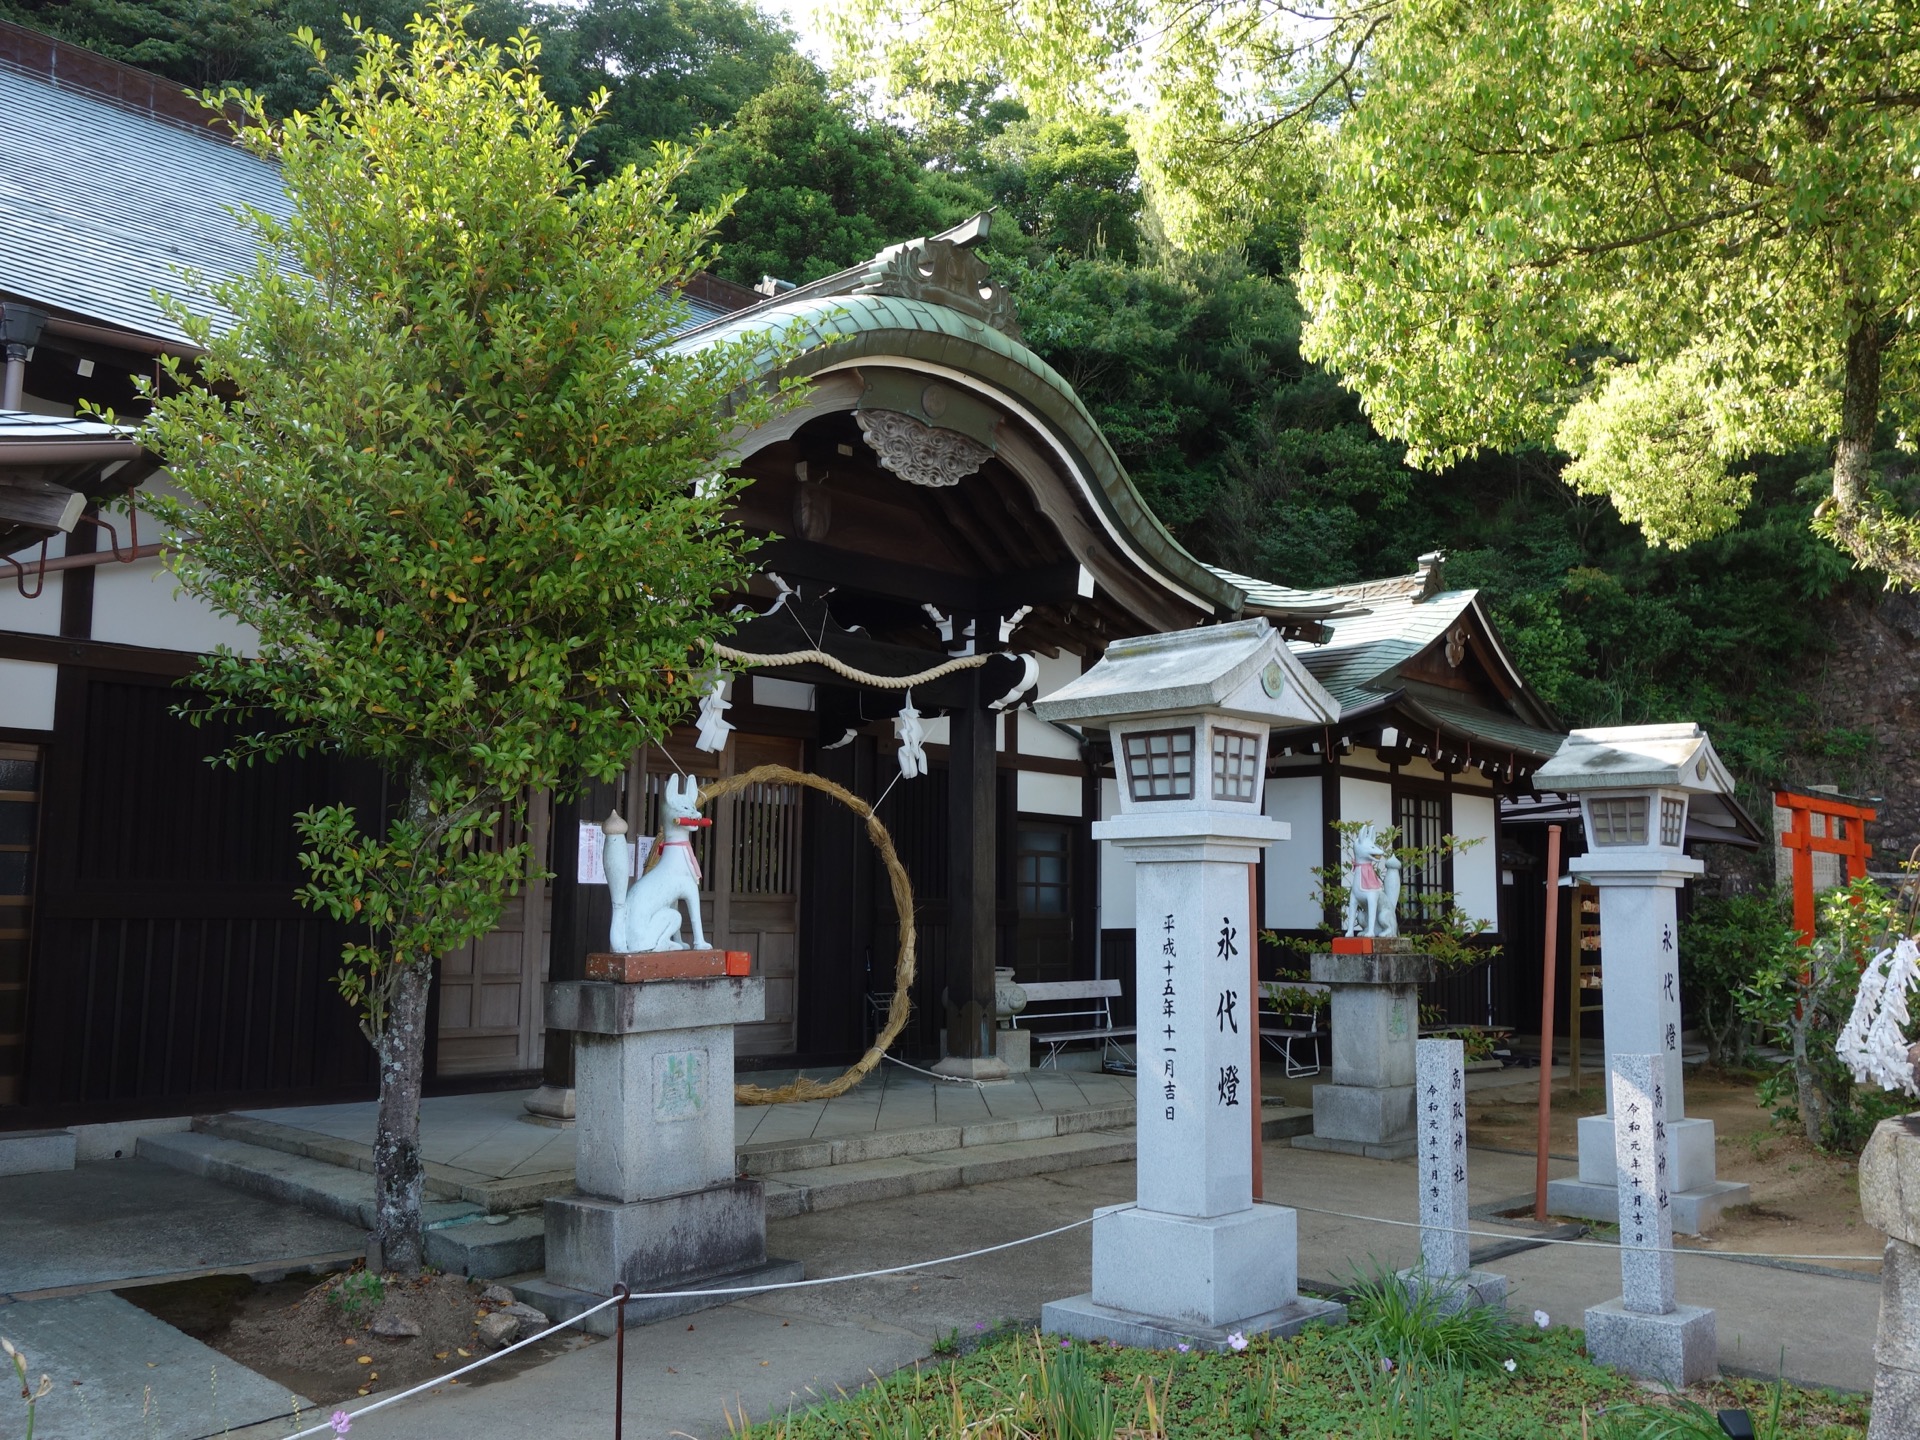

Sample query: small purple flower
[1227,1332,1248,1352]
[330,1412,353,1437]
[1177,1343,1191,1354]
[1060,1339,1071,1350]
[1381,1357,1395,1374]
[974,1322,987,1332]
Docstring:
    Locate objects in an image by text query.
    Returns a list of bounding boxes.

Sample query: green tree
[841,0,1920,584]
[533,0,798,172]
[679,56,979,285]
[135,8,792,1272]
[1294,0,1920,587]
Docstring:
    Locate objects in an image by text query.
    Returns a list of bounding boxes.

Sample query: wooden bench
[1259,982,1330,1079]
[1011,979,1136,1071]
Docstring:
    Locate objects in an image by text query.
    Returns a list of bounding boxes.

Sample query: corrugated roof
[0,63,286,346]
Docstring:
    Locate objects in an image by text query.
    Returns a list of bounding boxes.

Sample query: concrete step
[0,1128,76,1176]
[761,1127,1136,1218]
[138,1131,478,1230]
[737,1102,1135,1176]
[191,1113,569,1213]
[137,1131,542,1278]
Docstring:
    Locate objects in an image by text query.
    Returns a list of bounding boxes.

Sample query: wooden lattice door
[436,790,552,1077]
[643,734,802,1058]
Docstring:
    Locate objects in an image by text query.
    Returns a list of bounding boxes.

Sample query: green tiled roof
[672,291,1251,619]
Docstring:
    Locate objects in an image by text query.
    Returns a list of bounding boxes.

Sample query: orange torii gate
[1775,789,1876,946]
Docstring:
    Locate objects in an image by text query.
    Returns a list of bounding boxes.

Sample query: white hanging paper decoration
[893,692,928,780]
[1838,937,1920,1095]
[694,673,734,753]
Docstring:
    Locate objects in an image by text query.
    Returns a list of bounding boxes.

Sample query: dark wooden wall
[19,668,376,1122]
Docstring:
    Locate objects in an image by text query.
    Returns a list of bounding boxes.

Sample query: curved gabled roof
[671,283,1248,624]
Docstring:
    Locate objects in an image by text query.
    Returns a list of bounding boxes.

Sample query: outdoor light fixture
[1715,1409,1755,1440]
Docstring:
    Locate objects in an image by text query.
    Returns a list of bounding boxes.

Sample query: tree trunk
[1791,1018,1826,1148]
[1833,310,1883,513]
[373,960,432,1275]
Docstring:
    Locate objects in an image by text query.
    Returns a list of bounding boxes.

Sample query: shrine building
[0,24,1592,1130]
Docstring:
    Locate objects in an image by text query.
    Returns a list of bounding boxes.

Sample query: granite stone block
[1584,1299,1716,1387]
[1092,1202,1297,1327]
[1309,1081,1415,1147]
[1414,1038,1470,1278]
[543,1182,767,1294]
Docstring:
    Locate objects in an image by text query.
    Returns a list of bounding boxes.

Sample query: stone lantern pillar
[1033,619,1347,1348]
[1536,724,1750,1233]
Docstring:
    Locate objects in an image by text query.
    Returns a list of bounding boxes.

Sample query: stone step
[0,1128,76,1177]
[138,1131,542,1278]
[761,1128,1136,1218]
[191,1113,569,1214]
[737,1101,1136,1176]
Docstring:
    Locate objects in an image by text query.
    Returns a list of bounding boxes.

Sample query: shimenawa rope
[688,763,918,1106]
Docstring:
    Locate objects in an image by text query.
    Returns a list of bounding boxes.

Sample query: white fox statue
[604,775,711,952]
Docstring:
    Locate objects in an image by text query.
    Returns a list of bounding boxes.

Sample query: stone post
[520,974,801,1333]
[1293,944,1435,1161]
[1031,618,1347,1350]
[1860,1115,1920,1439]
[1533,724,1751,1234]
[1583,1053,1716,1386]
[1396,1037,1506,1311]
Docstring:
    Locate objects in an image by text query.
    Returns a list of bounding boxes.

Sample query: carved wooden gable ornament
[850,234,1022,340]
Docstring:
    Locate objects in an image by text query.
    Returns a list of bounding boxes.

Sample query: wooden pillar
[938,666,1008,1078]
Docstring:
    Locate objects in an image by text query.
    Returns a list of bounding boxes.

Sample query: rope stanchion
[693,764,917,1106]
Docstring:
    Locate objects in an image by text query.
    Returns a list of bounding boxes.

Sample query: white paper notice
[578,822,606,885]
[578,822,648,885]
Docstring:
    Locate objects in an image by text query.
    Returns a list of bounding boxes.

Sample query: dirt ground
[1465,1067,1881,1272]
[120,1269,597,1408]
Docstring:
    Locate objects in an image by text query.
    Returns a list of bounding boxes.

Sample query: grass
[728,1317,1869,1439]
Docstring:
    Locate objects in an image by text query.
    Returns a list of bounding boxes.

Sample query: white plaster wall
[749,676,814,710]
[1016,709,1081,760]
[1339,775,1394,836]
[1097,776,1135,929]
[87,491,259,656]
[1018,770,1082,817]
[1263,775,1324,929]
[0,659,58,730]
[90,555,259,654]
[1342,747,1394,773]
[1452,792,1500,928]
[0,529,66,636]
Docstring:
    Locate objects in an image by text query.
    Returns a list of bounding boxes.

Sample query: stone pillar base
[521,1083,576,1127]
[996,1027,1032,1073]
[1584,1299,1717,1387]
[544,1181,771,1293]
[1041,1200,1344,1350]
[932,1053,1011,1082]
[1394,1267,1508,1314]
[518,1256,806,1336]
[1545,1176,1750,1236]
[1042,1291,1345,1352]
[1293,1081,1416,1159]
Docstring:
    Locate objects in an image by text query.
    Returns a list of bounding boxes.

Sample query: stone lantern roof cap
[1033,617,1340,728]
[1532,722,1732,797]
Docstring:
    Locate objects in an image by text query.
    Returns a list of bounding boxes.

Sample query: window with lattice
[1122,728,1196,802]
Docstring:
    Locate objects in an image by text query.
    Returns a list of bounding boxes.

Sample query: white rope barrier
[1275,1199,1885,1265]
[287,1215,1096,1436]
[277,1190,1880,1435]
